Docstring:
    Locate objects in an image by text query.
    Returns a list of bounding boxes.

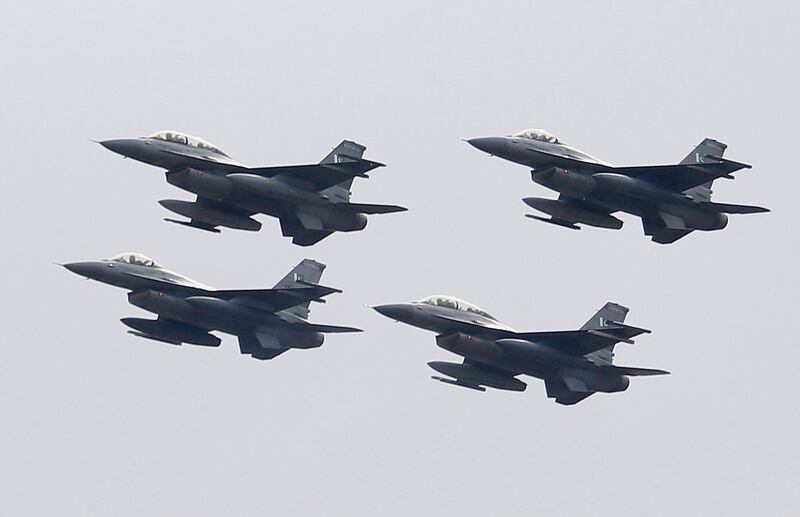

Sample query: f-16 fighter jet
[62,253,361,360]
[468,130,768,243]
[373,296,667,405]
[99,131,406,245]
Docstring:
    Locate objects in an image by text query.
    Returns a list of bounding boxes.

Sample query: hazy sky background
[2,1,798,515]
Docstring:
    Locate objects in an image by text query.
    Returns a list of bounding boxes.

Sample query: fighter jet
[62,253,361,360]
[373,296,667,405]
[99,131,406,245]
[467,129,768,243]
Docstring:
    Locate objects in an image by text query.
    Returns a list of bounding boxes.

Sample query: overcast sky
[2,1,798,515]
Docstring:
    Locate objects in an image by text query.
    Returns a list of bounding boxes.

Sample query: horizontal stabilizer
[525,214,581,230]
[341,202,408,214]
[586,329,635,345]
[599,323,652,340]
[700,201,770,214]
[295,279,342,294]
[702,155,751,175]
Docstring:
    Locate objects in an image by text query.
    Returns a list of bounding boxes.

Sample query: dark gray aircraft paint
[468,129,768,243]
[373,295,667,405]
[62,253,361,360]
[99,131,407,246]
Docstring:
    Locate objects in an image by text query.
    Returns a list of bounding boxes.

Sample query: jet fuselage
[372,300,631,395]
[99,132,403,243]
[63,258,324,348]
[468,134,728,226]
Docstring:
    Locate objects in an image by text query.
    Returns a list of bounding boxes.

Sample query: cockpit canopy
[419,295,496,320]
[109,252,162,268]
[147,130,229,157]
[512,128,562,144]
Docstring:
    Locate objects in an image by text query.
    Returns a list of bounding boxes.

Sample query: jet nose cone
[62,261,96,278]
[466,137,508,156]
[99,138,137,157]
[372,304,412,322]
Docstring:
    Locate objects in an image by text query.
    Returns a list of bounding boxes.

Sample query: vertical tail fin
[679,138,727,165]
[580,302,629,365]
[320,140,367,202]
[320,140,366,165]
[272,259,326,319]
[680,138,727,201]
[579,302,629,330]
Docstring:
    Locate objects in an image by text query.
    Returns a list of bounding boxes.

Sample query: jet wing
[510,328,644,355]
[214,285,343,312]
[431,313,645,355]
[120,275,341,312]
[433,314,649,355]
[609,157,751,193]
[244,158,385,192]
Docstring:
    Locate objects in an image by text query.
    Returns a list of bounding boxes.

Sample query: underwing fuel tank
[523,197,623,229]
[428,361,527,391]
[159,199,262,231]
[531,167,597,197]
[120,317,221,346]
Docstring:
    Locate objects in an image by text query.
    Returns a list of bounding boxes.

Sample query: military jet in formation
[468,130,768,243]
[373,296,667,405]
[99,131,406,245]
[62,254,360,360]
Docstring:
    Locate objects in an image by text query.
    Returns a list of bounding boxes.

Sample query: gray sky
[2,1,798,515]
